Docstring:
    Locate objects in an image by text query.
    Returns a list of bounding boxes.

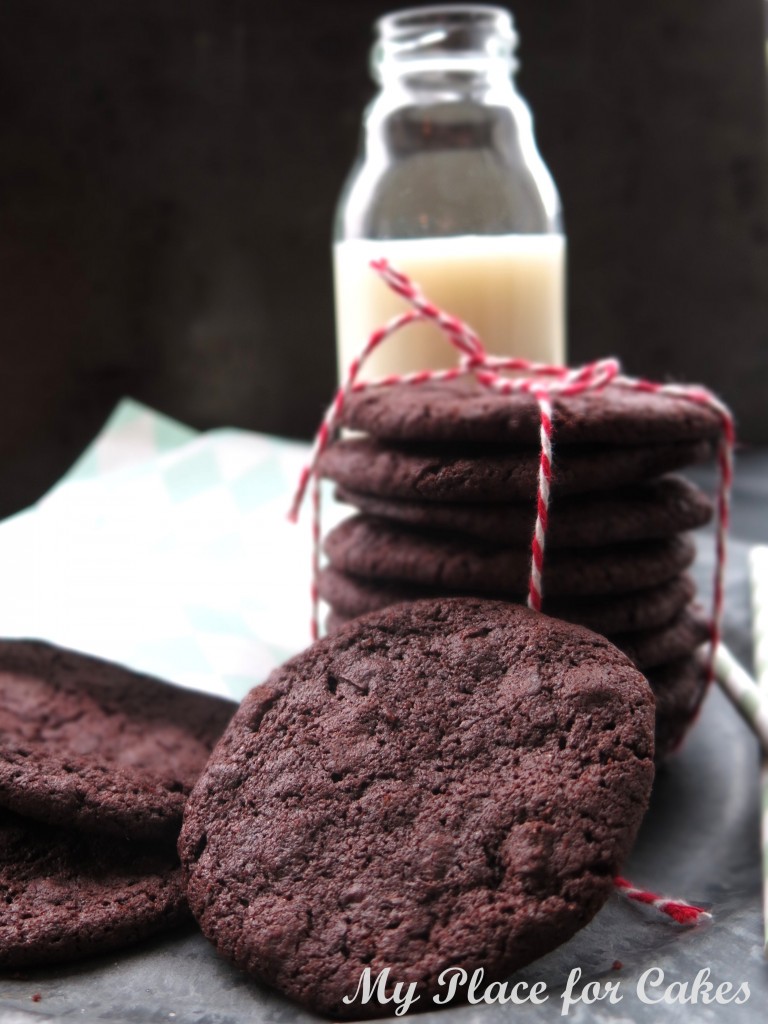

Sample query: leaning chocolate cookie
[325,602,709,673]
[325,600,708,676]
[180,598,654,1019]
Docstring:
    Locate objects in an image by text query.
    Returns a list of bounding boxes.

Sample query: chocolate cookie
[324,516,696,598]
[612,607,710,672]
[325,601,709,673]
[0,808,189,968]
[180,598,654,1019]
[323,614,710,765]
[321,628,711,760]
[646,656,710,761]
[335,474,713,547]
[0,640,236,841]
[341,379,723,446]
[319,568,697,635]
[319,436,716,503]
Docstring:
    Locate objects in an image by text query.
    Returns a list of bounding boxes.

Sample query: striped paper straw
[710,643,768,753]
[751,546,768,686]
[749,545,768,957]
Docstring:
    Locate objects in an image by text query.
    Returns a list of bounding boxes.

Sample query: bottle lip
[377,4,515,42]
[373,4,518,78]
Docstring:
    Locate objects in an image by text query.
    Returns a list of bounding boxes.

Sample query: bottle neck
[336,5,561,240]
[371,4,518,96]
[375,64,517,105]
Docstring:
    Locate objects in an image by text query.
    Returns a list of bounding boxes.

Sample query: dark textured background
[0,0,766,517]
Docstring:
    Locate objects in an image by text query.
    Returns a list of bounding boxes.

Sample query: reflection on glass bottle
[333,4,565,380]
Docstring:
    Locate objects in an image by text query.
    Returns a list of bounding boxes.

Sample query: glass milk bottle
[333,4,564,381]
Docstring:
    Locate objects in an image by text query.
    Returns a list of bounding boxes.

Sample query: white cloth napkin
[0,400,342,701]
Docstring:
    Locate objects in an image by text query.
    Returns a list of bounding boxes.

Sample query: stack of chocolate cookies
[0,640,235,968]
[317,380,722,760]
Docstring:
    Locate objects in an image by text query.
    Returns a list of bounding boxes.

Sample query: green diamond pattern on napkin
[164,450,223,503]
[60,400,199,486]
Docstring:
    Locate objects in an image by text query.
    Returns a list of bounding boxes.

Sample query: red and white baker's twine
[289,258,733,927]
[614,877,712,926]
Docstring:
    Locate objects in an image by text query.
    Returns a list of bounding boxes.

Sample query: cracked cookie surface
[180,598,654,1019]
[0,640,236,841]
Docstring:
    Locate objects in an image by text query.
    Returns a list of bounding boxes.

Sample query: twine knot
[290,258,733,669]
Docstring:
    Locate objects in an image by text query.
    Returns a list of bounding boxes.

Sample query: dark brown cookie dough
[325,602,708,673]
[0,640,236,841]
[341,379,722,446]
[335,474,713,547]
[320,568,696,635]
[0,808,189,968]
[0,744,186,844]
[324,516,696,598]
[319,437,716,503]
[180,598,654,1019]
[324,622,710,763]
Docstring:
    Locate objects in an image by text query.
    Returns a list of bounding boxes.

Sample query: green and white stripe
[752,546,768,685]
[711,642,768,752]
